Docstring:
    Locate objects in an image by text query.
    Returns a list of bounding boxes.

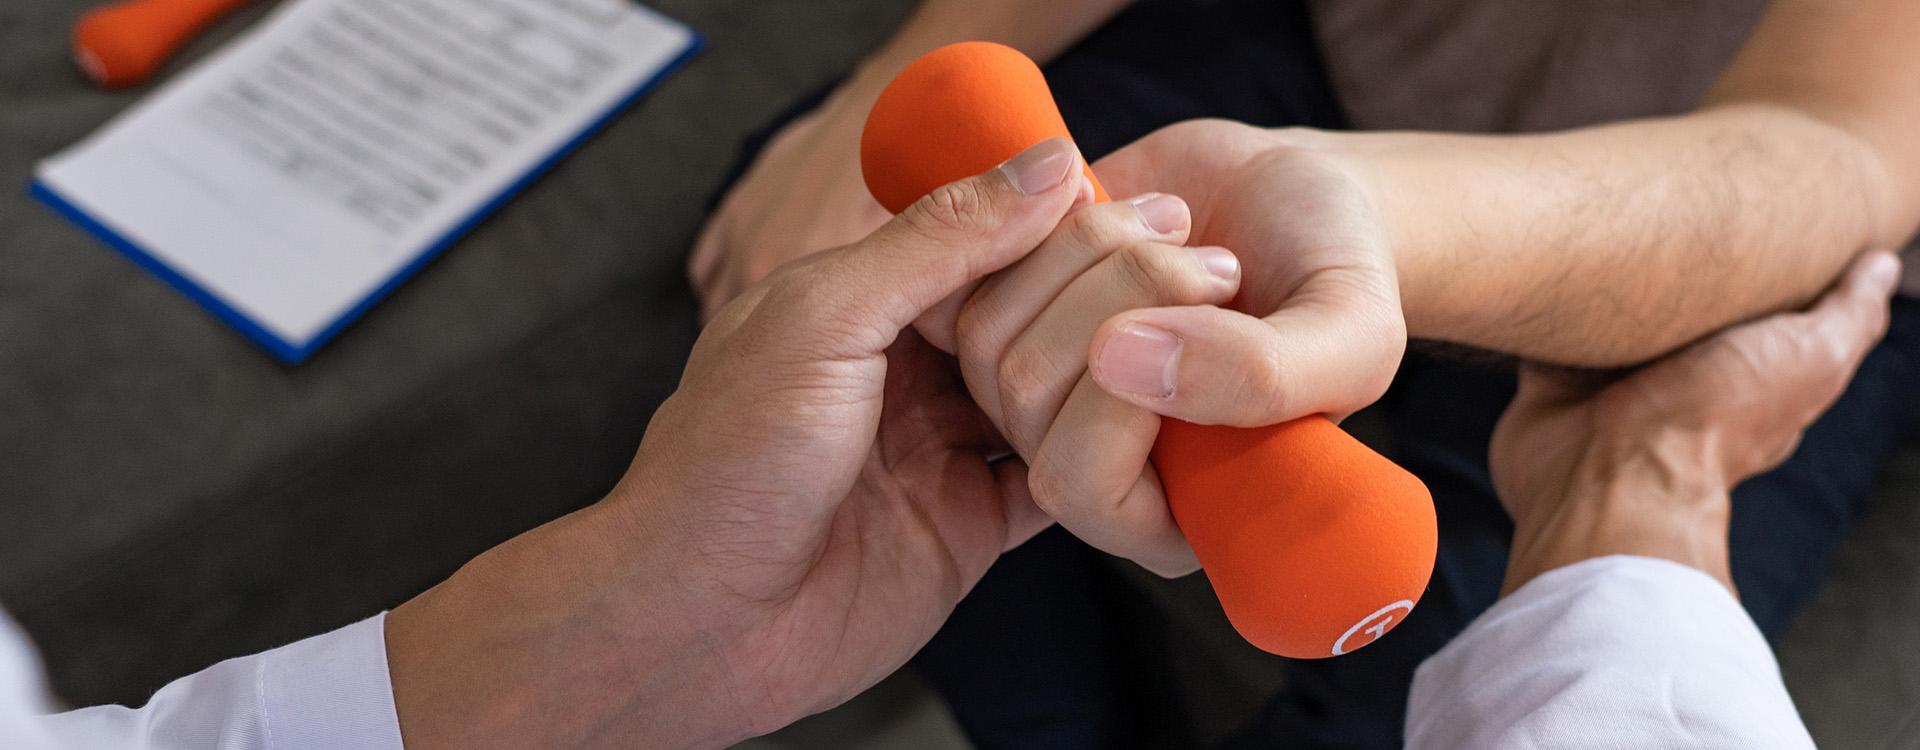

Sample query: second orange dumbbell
[73,0,257,88]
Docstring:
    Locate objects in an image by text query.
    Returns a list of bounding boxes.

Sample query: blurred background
[2,0,1918,747]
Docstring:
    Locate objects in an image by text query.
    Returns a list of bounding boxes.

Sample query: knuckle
[954,297,998,367]
[1822,333,1856,368]
[1067,202,1143,249]
[703,284,768,340]
[1026,457,1084,518]
[757,283,827,338]
[1111,243,1197,303]
[757,265,872,344]
[1799,326,1855,373]
[995,346,1058,423]
[905,179,994,238]
[1247,337,1297,417]
[763,264,830,313]
[1108,243,1160,296]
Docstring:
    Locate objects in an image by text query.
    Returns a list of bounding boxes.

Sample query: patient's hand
[1091,119,1408,426]
[948,121,1413,576]
[947,190,1236,576]
[1490,252,1899,594]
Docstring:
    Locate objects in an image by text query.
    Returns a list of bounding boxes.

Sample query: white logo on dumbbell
[1331,599,1415,656]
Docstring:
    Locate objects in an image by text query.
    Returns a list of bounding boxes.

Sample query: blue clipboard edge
[30,30,706,365]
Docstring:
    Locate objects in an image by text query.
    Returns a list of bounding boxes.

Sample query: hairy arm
[1358,0,1920,366]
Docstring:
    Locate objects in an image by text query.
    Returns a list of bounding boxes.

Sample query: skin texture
[1095,107,1898,377]
[385,140,1110,748]
[1082,0,1920,432]
[693,0,1920,364]
[372,196,1895,750]
[952,192,1231,577]
[686,0,1920,574]
[1491,252,1899,594]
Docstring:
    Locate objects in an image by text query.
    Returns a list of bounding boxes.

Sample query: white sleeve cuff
[1405,555,1814,749]
[257,613,405,750]
[37,612,403,750]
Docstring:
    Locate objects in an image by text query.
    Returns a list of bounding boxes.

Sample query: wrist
[386,502,756,748]
[1308,133,1447,340]
[1503,432,1734,596]
[1318,129,1575,352]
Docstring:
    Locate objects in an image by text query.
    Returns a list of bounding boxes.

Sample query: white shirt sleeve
[0,611,404,750]
[1405,555,1814,750]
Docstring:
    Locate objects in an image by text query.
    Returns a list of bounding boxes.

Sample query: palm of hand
[639,330,1029,732]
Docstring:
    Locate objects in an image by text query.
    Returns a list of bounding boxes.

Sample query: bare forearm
[1352,105,1896,366]
[1350,0,1920,367]
[1711,0,1920,220]
[388,505,753,749]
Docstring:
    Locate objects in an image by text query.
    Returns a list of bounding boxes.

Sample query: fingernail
[1095,323,1182,399]
[1130,193,1189,235]
[998,137,1077,196]
[1864,252,1902,295]
[1189,245,1239,281]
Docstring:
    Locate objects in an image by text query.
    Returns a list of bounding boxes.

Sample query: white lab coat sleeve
[1405,555,1814,749]
[0,611,404,750]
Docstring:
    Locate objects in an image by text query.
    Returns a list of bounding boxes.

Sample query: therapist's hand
[385,138,1086,749]
[1490,252,1899,595]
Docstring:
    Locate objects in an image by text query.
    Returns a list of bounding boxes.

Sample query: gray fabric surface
[1781,445,1920,748]
[0,0,916,706]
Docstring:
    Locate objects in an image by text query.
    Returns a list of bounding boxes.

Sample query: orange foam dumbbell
[862,42,1437,658]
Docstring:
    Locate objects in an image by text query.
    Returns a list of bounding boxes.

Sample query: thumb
[1798,250,1901,362]
[1702,249,1899,414]
[1085,266,1407,426]
[774,137,1086,356]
